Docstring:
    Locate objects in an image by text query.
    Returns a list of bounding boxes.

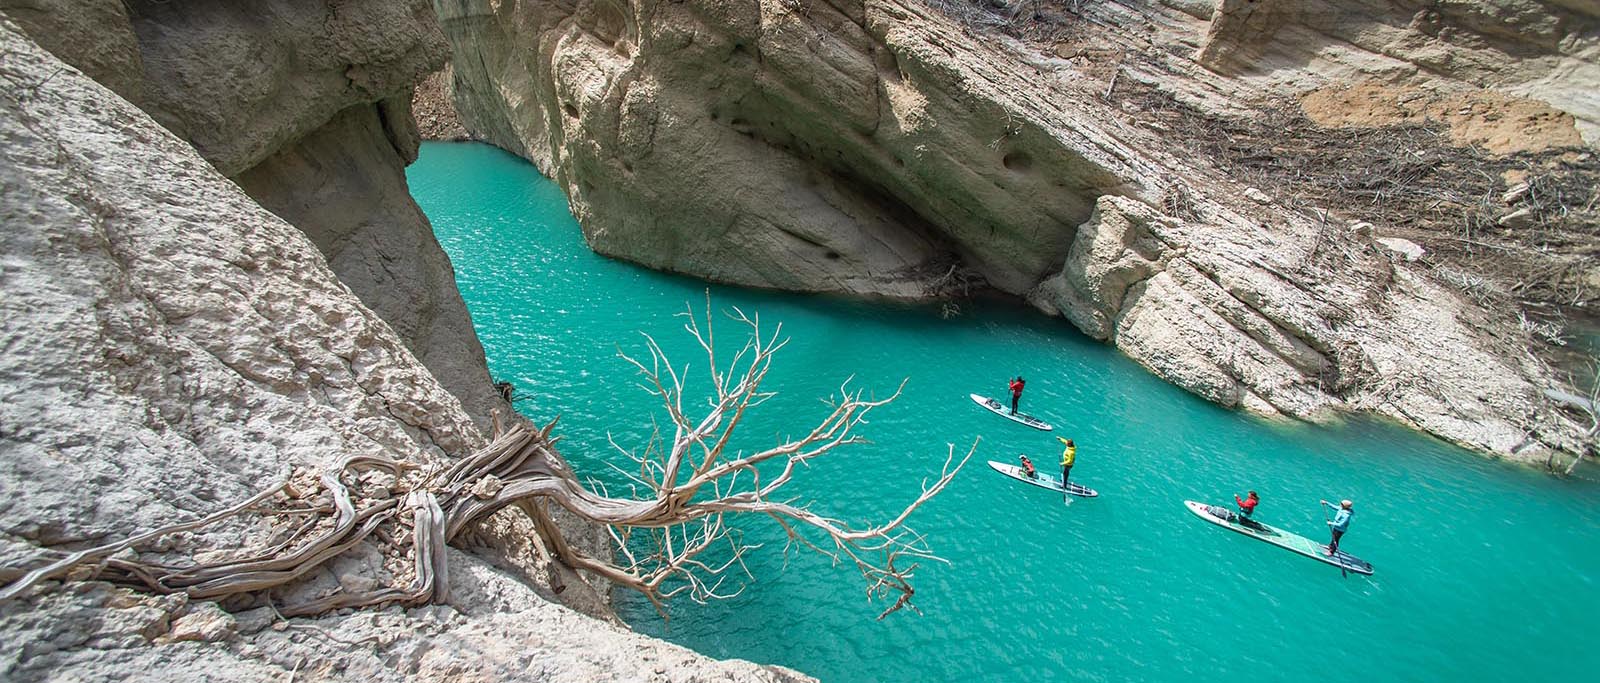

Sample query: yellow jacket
[1057,437,1076,466]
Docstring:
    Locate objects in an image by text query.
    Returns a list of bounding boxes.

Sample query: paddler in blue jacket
[1320,499,1353,555]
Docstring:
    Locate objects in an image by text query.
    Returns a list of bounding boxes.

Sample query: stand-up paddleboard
[1183,501,1373,575]
[969,394,1052,431]
[988,461,1098,497]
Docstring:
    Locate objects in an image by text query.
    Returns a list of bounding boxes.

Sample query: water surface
[410,142,1600,682]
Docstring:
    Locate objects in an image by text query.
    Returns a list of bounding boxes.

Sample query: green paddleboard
[1184,500,1373,575]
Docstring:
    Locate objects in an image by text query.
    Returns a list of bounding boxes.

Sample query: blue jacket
[1324,502,1352,532]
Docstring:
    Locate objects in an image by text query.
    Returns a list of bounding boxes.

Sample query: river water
[409,142,1599,682]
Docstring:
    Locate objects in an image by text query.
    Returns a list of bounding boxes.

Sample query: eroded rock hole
[564,103,579,118]
[1002,150,1033,172]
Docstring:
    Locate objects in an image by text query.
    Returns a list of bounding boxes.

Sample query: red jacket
[1236,494,1258,514]
[1009,379,1025,397]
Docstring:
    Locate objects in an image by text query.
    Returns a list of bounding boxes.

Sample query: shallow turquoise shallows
[408,142,1599,682]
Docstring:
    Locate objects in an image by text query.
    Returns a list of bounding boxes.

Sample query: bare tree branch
[1,298,971,624]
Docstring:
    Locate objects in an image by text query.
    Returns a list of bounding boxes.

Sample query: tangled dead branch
[1544,361,1600,476]
[1,301,971,622]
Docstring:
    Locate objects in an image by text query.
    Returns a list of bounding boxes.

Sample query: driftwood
[1,301,971,620]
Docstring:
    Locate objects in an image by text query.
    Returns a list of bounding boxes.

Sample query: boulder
[1375,236,1426,261]
[169,604,237,643]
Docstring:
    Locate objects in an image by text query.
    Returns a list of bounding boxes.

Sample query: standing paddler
[1057,437,1076,486]
[1320,499,1353,556]
[1009,376,1026,414]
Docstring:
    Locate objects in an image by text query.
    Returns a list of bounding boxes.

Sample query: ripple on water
[410,142,1600,682]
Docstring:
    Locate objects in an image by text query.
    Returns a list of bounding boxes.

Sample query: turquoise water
[408,142,1600,682]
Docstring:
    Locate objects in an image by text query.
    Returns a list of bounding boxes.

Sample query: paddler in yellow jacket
[1057,437,1076,485]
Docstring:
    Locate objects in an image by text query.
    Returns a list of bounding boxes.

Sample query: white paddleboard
[987,460,1098,497]
[969,393,1052,431]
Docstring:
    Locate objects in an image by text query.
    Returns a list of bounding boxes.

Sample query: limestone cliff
[437,0,1595,461]
[0,18,806,682]
[1193,0,1600,144]
[2,0,505,429]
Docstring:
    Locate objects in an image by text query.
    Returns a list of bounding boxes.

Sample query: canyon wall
[0,16,805,683]
[2,0,504,428]
[436,0,1593,460]
[1193,0,1600,144]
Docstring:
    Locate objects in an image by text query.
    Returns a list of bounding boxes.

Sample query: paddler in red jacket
[1235,491,1259,518]
[1008,376,1025,414]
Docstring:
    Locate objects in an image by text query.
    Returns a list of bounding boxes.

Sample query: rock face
[438,0,1131,298]
[414,66,472,139]
[233,101,496,431]
[1298,81,1584,154]
[438,0,1591,460]
[1027,195,1554,453]
[1195,0,1600,144]
[0,18,807,682]
[2,0,504,428]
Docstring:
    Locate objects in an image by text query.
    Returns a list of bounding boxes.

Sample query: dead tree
[1545,361,1600,476]
[1,301,973,621]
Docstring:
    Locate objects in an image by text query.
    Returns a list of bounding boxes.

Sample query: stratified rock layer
[439,0,1590,460]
